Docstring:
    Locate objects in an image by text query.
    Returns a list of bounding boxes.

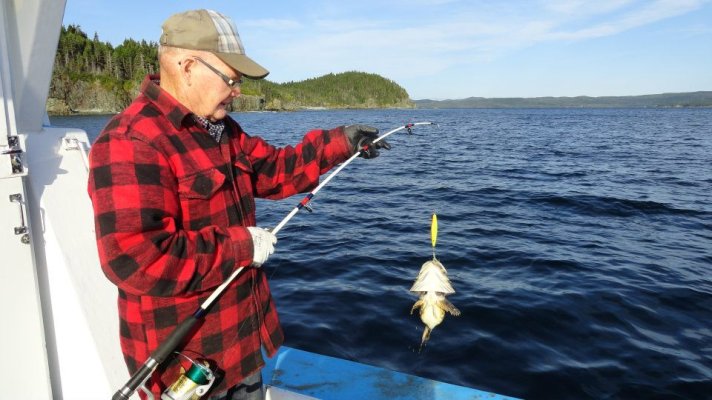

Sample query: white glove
[247,227,277,267]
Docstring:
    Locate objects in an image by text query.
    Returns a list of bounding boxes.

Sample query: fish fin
[419,326,432,353]
[410,299,424,314]
[440,298,461,316]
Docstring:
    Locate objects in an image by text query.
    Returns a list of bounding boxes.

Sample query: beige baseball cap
[160,9,269,79]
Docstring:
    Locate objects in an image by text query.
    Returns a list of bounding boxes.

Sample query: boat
[0,1,517,398]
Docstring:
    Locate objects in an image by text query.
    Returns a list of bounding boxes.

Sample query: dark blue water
[52,108,712,399]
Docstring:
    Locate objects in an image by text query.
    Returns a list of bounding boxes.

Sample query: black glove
[343,124,391,159]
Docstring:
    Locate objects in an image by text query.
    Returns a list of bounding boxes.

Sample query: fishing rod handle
[112,359,156,400]
[112,314,201,399]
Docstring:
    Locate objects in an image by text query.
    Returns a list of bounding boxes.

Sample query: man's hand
[343,124,391,159]
[247,227,277,267]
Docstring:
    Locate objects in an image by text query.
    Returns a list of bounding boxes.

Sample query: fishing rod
[112,121,436,400]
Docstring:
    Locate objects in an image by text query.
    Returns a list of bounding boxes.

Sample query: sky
[63,0,712,100]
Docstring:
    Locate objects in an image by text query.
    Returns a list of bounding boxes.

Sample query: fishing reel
[162,353,215,400]
[138,352,216,400]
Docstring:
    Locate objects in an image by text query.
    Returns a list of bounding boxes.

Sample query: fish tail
[419,326,432,353]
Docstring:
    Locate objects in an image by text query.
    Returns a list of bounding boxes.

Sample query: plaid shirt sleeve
[234,122,353,199]
[88,130,252,297]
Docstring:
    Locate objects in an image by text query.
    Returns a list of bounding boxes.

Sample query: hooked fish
[410,214,460,351]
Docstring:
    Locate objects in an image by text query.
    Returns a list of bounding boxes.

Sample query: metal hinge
[1,136,24,174]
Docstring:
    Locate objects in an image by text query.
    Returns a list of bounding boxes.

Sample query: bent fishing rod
[113,121,436,400]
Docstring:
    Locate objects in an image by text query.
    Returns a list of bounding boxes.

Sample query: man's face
[188,55,242,121]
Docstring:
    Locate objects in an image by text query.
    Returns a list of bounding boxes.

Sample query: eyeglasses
[193,57,243,89]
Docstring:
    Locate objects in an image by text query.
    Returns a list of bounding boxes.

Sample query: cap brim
[216,53,269,79]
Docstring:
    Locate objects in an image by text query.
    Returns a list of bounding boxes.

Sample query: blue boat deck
[263,346,519,400]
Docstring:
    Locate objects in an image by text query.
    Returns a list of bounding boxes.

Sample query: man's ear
[178,57,196,85]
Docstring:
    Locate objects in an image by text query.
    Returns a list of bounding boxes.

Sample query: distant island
[235,71,413,111]
[47,25,413,114]
[414,92,712,109]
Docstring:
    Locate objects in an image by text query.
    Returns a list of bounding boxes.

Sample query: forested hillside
[256,72,412,110]
[47,25,412,114]
[49,25,158,113]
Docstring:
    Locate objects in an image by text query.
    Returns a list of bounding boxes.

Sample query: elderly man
[88,9,388,400]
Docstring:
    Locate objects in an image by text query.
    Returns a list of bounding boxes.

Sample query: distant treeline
[414,92,712,109]
[48,25,412,114]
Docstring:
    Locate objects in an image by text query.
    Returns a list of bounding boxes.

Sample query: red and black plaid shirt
[87,75,352,396]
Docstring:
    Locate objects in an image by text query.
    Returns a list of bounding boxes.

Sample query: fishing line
[113,121,437,400]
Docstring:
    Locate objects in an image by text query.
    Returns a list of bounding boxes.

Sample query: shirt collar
[193,115,225,143]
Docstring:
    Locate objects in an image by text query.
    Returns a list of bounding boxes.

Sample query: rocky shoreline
[46,94,414,115]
